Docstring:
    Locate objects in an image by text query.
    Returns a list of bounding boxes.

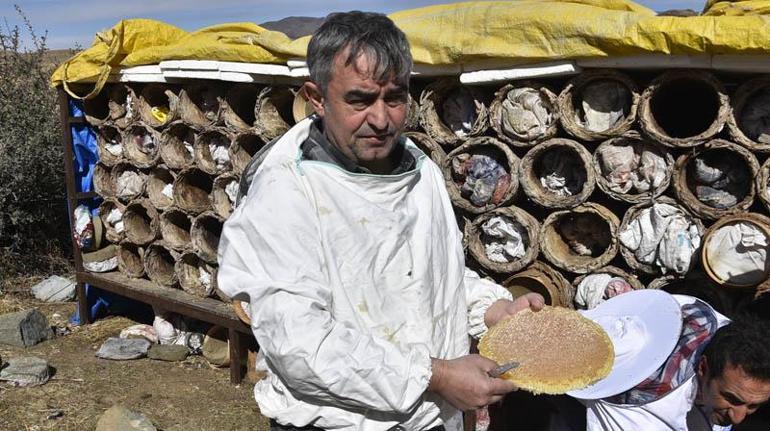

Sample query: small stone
[95,405,156,431]
[95,337,151,360]
[0,309,54,347]
[0,356,50,386]
[31,275,76,302]
[147,344,188,362]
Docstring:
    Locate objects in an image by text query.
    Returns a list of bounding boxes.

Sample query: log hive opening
[111,162,147,202]
[490,81,557,147]
[146,165,176,210]
[122,199,159,245]
[502,261,574,308]
[572,266,644,310]
[173,168,214,214]
[96,125,123,166]
[137,83,180,128]
[179,83,222,128]
[144,242,179,287]
[256,86,297,141]
[520,138,595,209]
[94,162,115,198]
[593,134,673,203]
[618,197,704,276]
[176,252,217,298]
[444,137,519,214]
[229,132,265,175]
[160,209,192,251]
[558,70,638,142]
[419,79,489,147]
[728,77,770,152]
[701,213,770,288]
[211,173,239,219]
[195,129,232,175]
[673,140,758,220]
[98,198,126,244]
[107,84,135,127]
[540,203,619,274]
[83,89,111,126]
[117,242,145,278]
[639,70,728,148]
[467,207,540,274]
[160,122,197,169]
[123,124,160,168]
[191,212,223,264]
[221,84,260,131]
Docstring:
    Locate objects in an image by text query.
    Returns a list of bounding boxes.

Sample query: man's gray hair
[306,11,412,93]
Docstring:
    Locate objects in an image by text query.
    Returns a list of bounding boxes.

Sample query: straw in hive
[478,306,613,394]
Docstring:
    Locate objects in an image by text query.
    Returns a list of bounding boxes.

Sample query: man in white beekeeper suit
[570,290,770,431]
[217,11,544,431]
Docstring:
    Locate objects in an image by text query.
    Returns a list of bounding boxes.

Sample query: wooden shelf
[77,271,250,334]
[77,271,252,382]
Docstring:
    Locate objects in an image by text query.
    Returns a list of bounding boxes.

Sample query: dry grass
[0,293,269,431]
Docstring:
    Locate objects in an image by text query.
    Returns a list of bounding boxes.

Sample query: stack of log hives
[87,82,310,301]
[83,69,770,317]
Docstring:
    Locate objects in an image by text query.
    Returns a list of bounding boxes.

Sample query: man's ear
[303,81,325,117]
[698,356,709,379]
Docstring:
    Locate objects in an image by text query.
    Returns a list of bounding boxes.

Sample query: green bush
[0,6,71,273]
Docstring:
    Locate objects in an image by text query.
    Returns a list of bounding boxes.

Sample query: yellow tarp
[52,0,770,98]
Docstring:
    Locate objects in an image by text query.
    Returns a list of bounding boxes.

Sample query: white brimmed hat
[567,289,683,400]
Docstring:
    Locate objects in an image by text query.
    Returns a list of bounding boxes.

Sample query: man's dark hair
[306,11,412,93]
[702,316,770,381]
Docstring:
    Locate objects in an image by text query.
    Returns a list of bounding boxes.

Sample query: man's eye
[386,93,408,106]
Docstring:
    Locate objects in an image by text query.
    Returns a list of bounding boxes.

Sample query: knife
[488,361,520,378]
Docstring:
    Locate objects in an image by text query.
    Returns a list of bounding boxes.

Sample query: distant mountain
[259,16,325,39]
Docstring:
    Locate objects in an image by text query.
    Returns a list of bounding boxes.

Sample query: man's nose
[367,100,389,131]
[730,406,749,424]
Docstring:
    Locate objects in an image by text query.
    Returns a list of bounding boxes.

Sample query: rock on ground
[147,344,188,362]
[0,309,54,347]
[31,275,76,302]
[95,405,157,431]
[0,356,50,386]
[95,337,151,360]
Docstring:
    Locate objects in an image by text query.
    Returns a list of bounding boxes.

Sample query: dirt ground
[0,286,269,431]
[3,278,770,431]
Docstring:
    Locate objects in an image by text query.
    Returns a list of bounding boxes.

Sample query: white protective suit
[217,118,512,430]
[584,295,731,431]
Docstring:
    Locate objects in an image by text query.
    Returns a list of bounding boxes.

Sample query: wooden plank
[77,271,251,334]
[76,282,91,325]
[229,328,247,384]
[58,89,84,273]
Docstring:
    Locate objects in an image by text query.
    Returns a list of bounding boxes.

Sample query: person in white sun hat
[570,289,770,430]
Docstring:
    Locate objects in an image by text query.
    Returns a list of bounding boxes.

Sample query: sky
[2,0,706,50]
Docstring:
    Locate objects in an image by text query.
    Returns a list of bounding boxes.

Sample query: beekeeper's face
[305,48,409,173]
[697,359,770,426]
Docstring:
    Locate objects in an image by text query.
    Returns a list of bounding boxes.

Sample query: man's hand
[484,293,545,329]
[429,355,517,411]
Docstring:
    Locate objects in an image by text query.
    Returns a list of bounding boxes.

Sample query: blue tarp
[67,99,152,325]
